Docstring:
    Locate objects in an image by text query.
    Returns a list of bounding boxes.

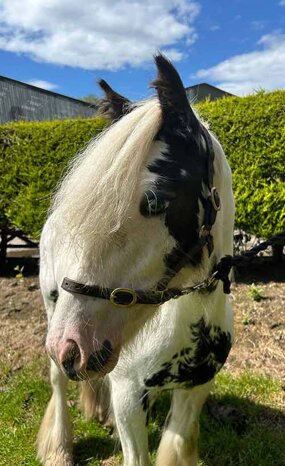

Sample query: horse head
[43,54,225,381]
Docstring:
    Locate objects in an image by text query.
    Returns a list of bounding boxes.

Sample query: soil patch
[0,276,46,374]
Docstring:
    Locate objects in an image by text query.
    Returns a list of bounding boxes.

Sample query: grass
[0,358,285,466]
[248,283,265,302]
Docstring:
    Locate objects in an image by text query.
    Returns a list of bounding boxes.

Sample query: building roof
[0,74,97,124]
[186,82,233,94]
[0,74,95,108]
[185,82,234,102]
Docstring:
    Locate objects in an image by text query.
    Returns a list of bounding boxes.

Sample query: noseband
[61,126,221,307]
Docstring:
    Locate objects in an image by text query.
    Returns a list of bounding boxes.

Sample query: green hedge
[197,90,285,238]
[0,118,106,238]
[0,90,284,239]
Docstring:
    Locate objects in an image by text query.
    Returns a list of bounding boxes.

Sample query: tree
[80,94,98,104]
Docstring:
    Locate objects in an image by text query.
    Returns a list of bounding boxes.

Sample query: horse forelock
[51,98,162,255]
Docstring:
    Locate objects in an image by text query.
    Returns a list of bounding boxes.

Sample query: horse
[37,54,234,466]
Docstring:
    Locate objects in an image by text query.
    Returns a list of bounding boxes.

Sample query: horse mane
[51,98,162,253]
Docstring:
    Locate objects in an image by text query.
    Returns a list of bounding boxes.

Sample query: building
[0,75,97,124]
[186,83,233,103]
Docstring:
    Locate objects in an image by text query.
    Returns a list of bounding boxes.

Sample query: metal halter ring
[110,288,138,307]
[210,187,221,212]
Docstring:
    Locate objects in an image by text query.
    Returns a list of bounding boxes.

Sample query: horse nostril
[103,339,112,352]
[62,340,81,380]
[87,340,113,372]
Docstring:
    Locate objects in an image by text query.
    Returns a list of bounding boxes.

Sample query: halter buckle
[110,288,138,307]
[210,187,221,212]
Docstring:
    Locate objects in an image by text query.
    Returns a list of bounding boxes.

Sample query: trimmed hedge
[197,90,285,238]
[0,90,284,239]
[0,118,106,238]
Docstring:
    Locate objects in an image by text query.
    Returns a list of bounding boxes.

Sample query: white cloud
[279,0,285,5]
[0,0,200,70]
[25,79,58,91]
[195,32,285,95]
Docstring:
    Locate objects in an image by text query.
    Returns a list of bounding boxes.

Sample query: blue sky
[0,0,284,101]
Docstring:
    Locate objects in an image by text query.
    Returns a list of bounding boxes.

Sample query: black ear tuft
[151,54,187,105]
[98,79,119,97]
[97,79,131,122]
[151,53,199,134]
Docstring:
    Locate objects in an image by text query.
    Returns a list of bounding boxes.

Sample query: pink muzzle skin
[45,326,120,380]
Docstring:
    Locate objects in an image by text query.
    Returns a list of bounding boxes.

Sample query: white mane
[51,99,162,252]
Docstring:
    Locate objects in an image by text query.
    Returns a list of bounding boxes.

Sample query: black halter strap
[61,126,221,307]
[199,125,221,248]
[62,276,185,307]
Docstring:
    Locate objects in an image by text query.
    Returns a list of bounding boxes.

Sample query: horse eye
[140,190,169,217]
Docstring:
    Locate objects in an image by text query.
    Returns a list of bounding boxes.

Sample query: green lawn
[0,358,284,466]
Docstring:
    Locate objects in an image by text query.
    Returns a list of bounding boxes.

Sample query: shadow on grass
[73,389,285,465]
[139,391,285,466]
[74,434,119,465]
[199,393,285,466]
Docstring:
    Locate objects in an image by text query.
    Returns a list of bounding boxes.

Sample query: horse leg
[111,379,151,466]
[80,375,115,428]
[156,382,212,466]
[37,360,73,466]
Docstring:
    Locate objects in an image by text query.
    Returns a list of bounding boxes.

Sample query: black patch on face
[144,318,231,389]
[143,126,210,268]
[140,56,217,269]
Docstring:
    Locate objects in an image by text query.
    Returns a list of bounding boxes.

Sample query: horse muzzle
[46,336,119,381]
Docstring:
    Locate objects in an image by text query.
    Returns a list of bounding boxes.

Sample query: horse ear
[151,54,200,135]
[97,79,131,122]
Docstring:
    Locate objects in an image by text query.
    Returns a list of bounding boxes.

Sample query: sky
[0,0,284,101]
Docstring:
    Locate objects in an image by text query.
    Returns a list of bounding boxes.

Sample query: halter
[61,126,221,307]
